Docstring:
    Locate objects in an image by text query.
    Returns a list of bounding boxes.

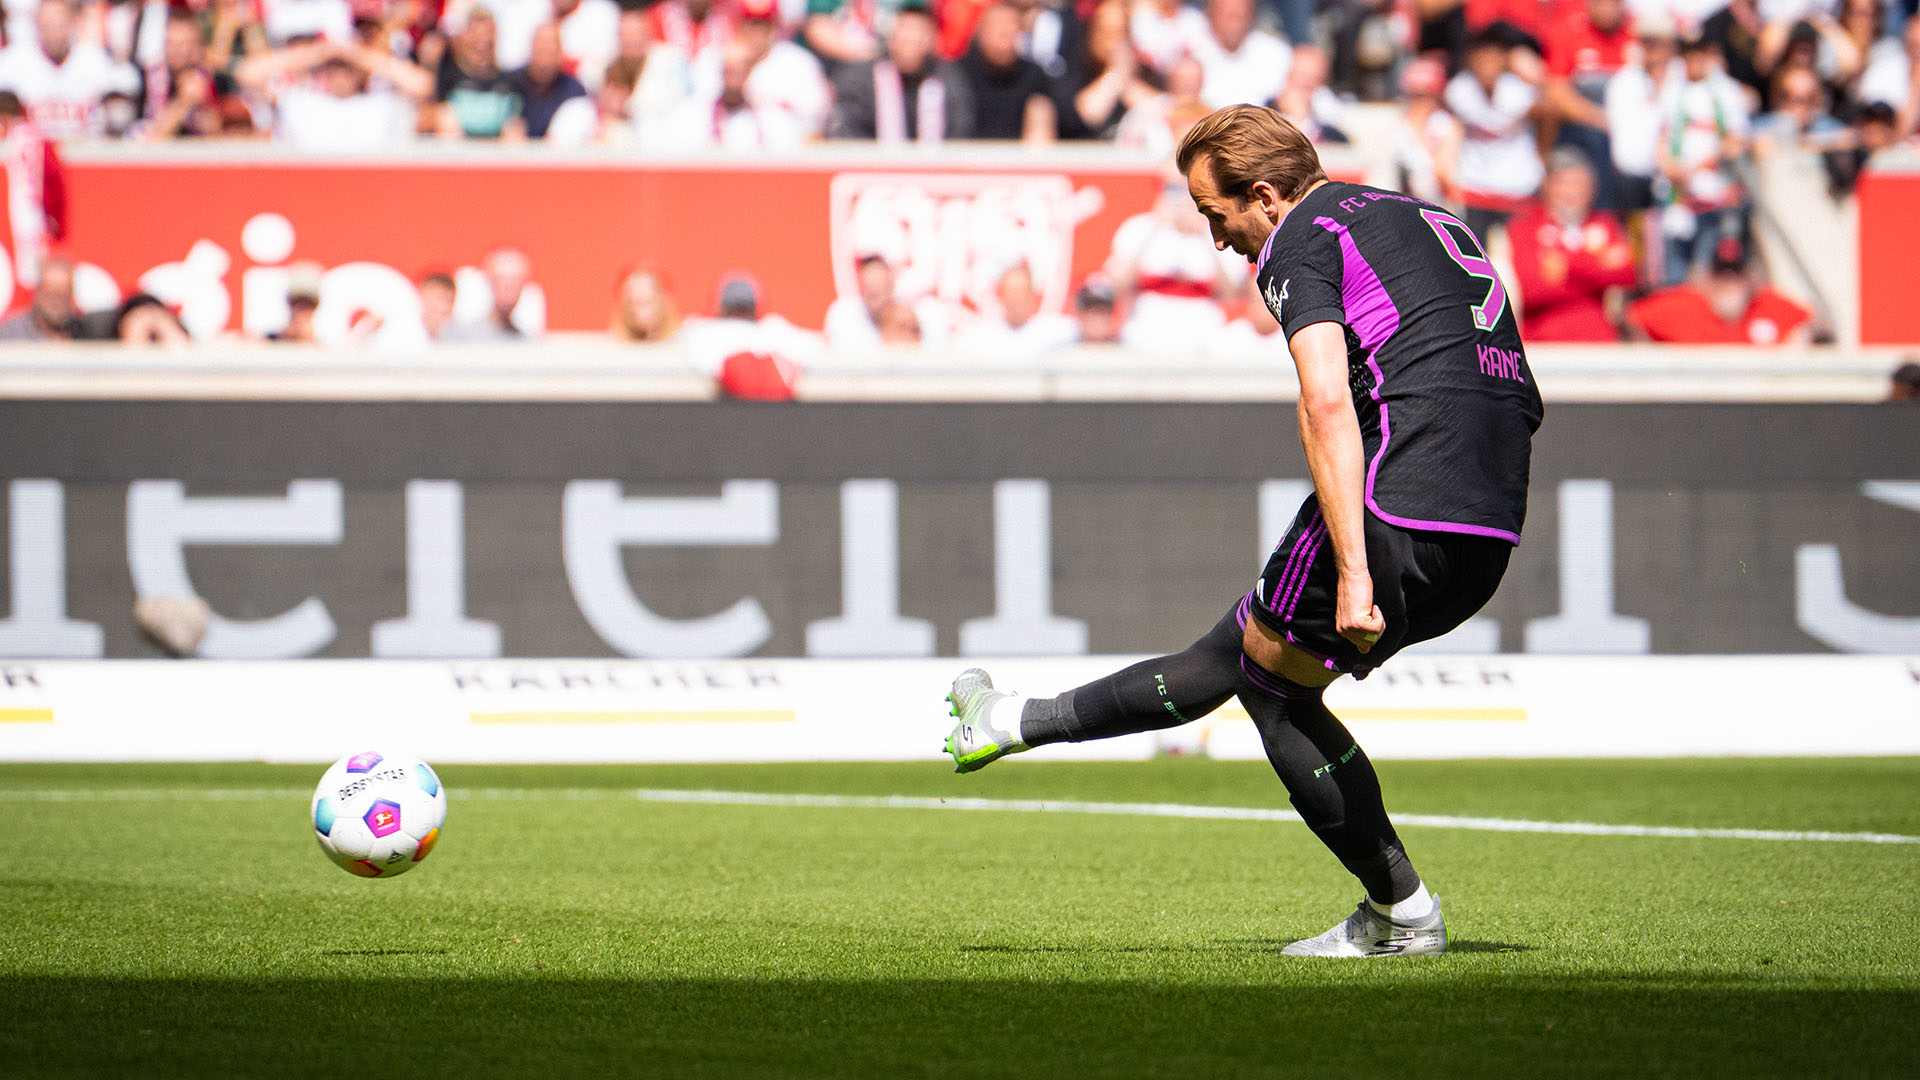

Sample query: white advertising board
[0,655,1914,764]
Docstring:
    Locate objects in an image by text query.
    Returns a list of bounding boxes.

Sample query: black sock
[1021,610,1244,747]
[1239,675,1422,906]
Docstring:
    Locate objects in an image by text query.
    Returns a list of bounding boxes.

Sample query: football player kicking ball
[945,105,1543,957]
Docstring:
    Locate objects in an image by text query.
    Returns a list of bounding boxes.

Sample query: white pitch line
[1,786,1915,845]
[626,788,1920,845]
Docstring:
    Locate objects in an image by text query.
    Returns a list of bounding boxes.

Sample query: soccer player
[944,104,1543,957]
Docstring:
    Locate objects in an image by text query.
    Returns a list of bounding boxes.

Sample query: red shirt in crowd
[1509,202,1636,342]
[1627,286,1813,344]
[1544,8,1635,85]
[1467,0,1562,39]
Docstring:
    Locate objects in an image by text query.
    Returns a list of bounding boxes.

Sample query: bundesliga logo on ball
[310,750,448,878]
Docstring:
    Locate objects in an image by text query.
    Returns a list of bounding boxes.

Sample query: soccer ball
[311,750,447,878]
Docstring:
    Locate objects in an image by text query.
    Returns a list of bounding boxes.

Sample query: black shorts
[1237,495,1513,679]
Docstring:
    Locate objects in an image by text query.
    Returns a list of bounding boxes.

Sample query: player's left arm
[1290,320,1386,652]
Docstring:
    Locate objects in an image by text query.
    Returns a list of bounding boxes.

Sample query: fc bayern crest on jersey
[1264,277,1289,322]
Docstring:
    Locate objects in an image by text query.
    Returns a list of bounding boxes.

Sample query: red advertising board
[1857,167,1920,346]
[21,154,1180,335]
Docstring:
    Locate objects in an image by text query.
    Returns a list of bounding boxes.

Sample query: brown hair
[1175,104,1327,203]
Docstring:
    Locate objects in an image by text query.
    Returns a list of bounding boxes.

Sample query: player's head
[1176,105,1326,263]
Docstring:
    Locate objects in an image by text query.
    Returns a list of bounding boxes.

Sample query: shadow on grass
[0,973,1912,1079]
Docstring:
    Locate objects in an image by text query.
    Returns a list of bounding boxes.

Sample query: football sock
[1369,882,1434,921]
[985,694,1029,749]
[1238,671,1424,907]
[1019,610,1244,747]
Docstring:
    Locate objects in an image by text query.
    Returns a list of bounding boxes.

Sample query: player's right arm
[1290,321,1386,652]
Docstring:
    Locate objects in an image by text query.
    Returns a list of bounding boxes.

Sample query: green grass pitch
[2,757,1916,1078]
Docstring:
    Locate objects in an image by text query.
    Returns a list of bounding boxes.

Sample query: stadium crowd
[1,0,1917,351]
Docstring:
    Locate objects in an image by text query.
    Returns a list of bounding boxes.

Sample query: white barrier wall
[0,656,1914,763]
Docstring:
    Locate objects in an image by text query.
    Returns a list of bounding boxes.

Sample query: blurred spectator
[1543,0,1633,209]
[1447,29,1543,242]
[954,261,1078,356]
[1821,98,1900,193]
[461,246,539,338]
[1391,55,1461,206]
[609,7,696,126]
[551,0,623,89]
[206,0,272,75]
[1833,0,1885,103]
[1193,0,1291,108]
[690,0,831,138]
[103,0,176,73]
[510,23,587,138]
[959,2,1056,141]
[0,92,67,290]
[1215,269,1281,352]
[139,8,243,139]
[874,298,922,343]
[0,0,140,140]
[1604,13,1679,220]
[109,292,191,345]
[1003,0,1082,85]
[1701,0,1770,106]
[1116,54,1209,157]
[801,0,883,77]
[267,263,322,342]
[1656,35,1751,286]
[653,36,806,149]
[1072,277,1119,344]
[611,266,680,341]
[1627,237,1813,344]
[1321,0,1400,101]
[681,273,821,392]
[1755,13,1865,111]
[263,0,354,47]
[432,9,525,140]
[547,55,639,145]
[0,256,76,340]
[1754,65,1850,152]
[650,0,737,72]
[480,0,564,72]
[237,40,431,149]
[823,253,896,349]
[1275,44,1346,143]
[827,1,974,141]
[418,271,460,342]
[1889,361,1920,401]
[1859,13,1920,134]
[1129,0,1211,78]
[1104,176,1245,352]
[1070,0,1158,139]
[1508,148,1635,342]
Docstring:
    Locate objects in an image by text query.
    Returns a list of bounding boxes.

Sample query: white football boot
[1281,896,1447,957]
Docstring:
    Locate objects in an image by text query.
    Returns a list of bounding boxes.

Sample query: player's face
[1185,158,1276,264]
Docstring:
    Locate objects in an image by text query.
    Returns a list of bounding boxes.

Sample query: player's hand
[1335,569,1386,653]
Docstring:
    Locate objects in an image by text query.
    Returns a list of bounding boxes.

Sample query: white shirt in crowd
[1444,70,1543,201]
[646,97,806,152]
[952,310,1080,360]
[261,0,354,46]
[0,40,138,139]
[1104,208,1245,354]
[1128,4,1211,75]
[275,88,415,151]
[1391,108,1461,206]
[1604,59,1679,178]
[557,0,623,89]
[1859,36,1911,109]
[1660,69,1749,206]
[466,0,553,71]
[1193,27,1291,110]
[692,40,830,136]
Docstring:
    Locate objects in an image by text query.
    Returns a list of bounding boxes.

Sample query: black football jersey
[1256,181,1545,543]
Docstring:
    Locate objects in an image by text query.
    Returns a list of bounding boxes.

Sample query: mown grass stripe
[2,785,1908,845]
